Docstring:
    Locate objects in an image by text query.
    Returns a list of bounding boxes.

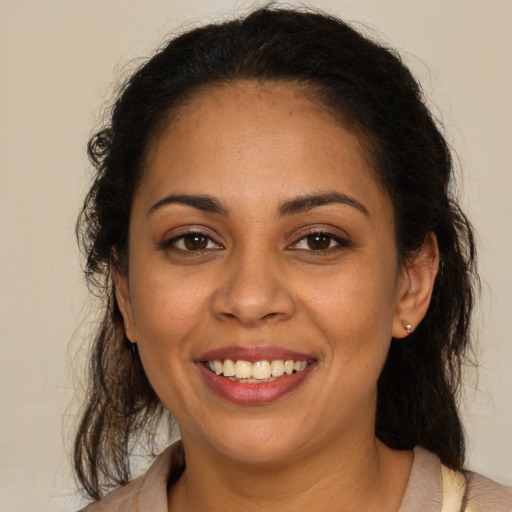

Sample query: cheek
[305,261,399,340]
[131,262,208,334]
[130,286,210,421]
[128,269,211,385]
[302,259,399,395]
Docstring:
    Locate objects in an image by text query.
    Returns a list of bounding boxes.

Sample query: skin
[115,81,439,511]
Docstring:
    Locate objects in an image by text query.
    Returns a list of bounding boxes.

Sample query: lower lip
[197,362,316,405]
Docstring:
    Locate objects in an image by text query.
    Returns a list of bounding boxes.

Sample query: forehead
[151,81,351,156]
[138,80,391,221]
[173,80,336,125]
[147,80,371,165]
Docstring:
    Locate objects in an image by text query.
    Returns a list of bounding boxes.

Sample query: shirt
[82,443,512,511]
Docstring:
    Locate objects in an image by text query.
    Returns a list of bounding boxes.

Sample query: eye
[290,232,349,252]
[163,232,223,252]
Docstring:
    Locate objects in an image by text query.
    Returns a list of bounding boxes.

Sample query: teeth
[252,360,271,379]
[270,360,284,377]
[293,361,308,372]
[223,359,235,377]
[207,359,310,380]
[213,360,223,375]
[234,360,252,379]
[284,360,294,374]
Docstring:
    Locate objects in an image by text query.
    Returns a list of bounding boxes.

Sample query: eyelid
[287,228,352,251]
[158,225,352,254]
[159,226,224,252]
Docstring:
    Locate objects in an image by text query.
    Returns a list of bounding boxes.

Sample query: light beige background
[1,1,510,510]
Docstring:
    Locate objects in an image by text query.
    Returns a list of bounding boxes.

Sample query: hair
[75,6,477,501]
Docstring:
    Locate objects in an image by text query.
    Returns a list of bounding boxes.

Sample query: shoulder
[80,473,145,512]
[400,447,512,512]
[466,470,512,512]
[80,442,185,512]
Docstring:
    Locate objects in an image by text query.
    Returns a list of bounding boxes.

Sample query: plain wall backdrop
[0,1,510,510]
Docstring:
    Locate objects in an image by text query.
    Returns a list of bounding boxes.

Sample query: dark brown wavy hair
[75,6,477,501]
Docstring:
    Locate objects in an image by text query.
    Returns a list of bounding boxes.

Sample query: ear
[110,250,137,343]
[392,233,440,339]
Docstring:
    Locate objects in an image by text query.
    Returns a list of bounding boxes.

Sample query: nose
[210,248,296,327]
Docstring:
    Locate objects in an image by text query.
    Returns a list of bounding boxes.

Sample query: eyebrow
[278,192,369,217]
[147,191,369,218]
[147,194,229,217]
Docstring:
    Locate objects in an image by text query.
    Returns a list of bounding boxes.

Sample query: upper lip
[197,345,315,363]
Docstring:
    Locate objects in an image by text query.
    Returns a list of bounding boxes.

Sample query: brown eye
[289,231,350,253]
[162,232,222,253]
[183,234,208,250]
[306,233,331,250]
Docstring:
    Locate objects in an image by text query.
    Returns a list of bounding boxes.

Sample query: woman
[75,6,512,511]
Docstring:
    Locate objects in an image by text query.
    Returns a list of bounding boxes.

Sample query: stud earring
[402,320,413,334]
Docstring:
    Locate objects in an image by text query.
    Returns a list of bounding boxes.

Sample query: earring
[402,320,413,334]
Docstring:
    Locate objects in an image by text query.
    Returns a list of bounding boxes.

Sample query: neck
[168,431,412,512]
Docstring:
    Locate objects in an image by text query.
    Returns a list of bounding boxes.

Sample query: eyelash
[160,230,223,254]
[160,229,350,255]
[289,231,351,253]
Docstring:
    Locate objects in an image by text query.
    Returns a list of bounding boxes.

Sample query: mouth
[196,347,317,405]
[204,358,311,383]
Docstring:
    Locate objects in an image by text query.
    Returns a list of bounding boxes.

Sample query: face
[117,81,418,466]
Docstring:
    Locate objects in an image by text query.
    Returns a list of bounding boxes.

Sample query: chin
[187,415,311,466]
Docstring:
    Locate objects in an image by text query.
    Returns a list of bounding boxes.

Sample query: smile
[197,354,316,405]
[206,359,310,383]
